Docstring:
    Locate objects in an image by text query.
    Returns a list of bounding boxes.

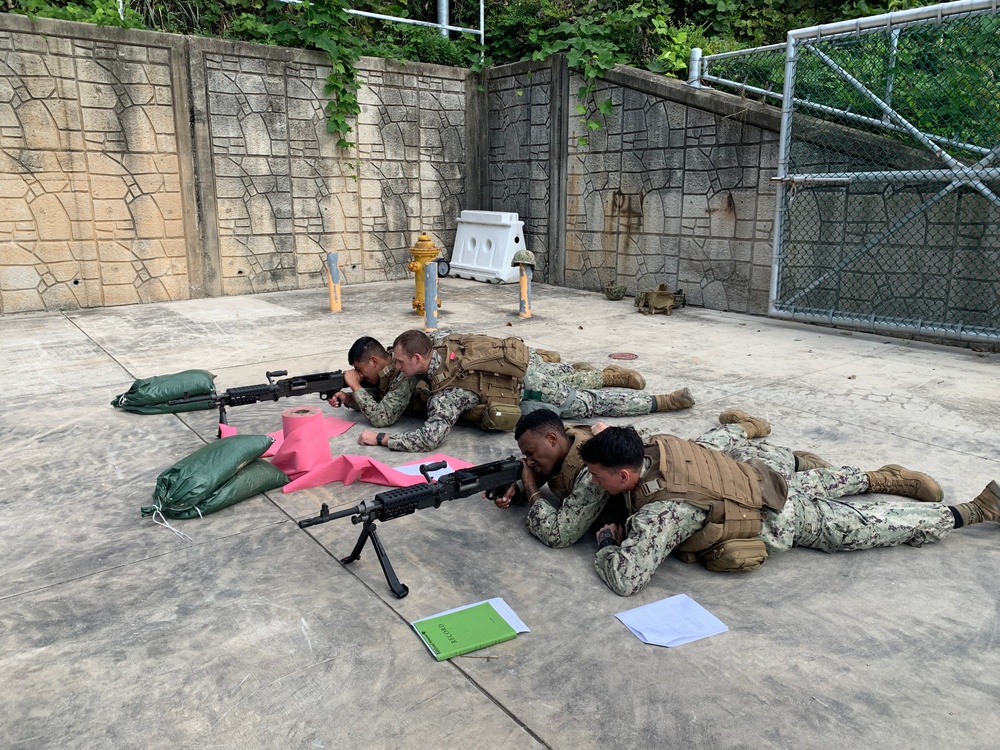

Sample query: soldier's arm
[594,500,707,596]
[386,388,480,452]
[525,468,610,548]
[353,374,416,428]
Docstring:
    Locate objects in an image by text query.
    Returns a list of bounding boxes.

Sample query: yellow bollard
[325,252,342,312]
[511,249,536,319]
[407,233,442,314]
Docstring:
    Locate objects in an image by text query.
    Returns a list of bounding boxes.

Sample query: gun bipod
[341,519,409,599]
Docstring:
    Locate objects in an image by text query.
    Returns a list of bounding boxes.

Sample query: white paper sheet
[615,594,727,647]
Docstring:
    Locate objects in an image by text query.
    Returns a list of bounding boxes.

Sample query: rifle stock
[298,456,522,598]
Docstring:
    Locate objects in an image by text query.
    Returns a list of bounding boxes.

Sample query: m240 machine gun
[169,369,345,427]
[298,456,522,598]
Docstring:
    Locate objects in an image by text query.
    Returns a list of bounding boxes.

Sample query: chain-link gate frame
[770,0,1000,343]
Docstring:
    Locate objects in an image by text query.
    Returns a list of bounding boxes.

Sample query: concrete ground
[2,278,999,750]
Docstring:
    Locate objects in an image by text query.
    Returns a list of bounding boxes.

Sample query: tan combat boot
[951,481,1000,526]
[602,365,645,390]
[572,362,596,371]
[536,348,561,363]
[865,464,943,503]
[718,409,771,439]
[793,450,832,471]
[653,388,695,411]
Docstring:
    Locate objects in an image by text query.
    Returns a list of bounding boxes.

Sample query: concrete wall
[5,14,994,330]
[0,13,470,314]
[486,59,784,313]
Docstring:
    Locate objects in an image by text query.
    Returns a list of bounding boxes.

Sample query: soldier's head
[580,426,644,494]
[514,409,572,479]
[348,337,390,385]
[392,330,433,376]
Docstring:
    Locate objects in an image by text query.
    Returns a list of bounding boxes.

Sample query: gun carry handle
[419,460,449,483]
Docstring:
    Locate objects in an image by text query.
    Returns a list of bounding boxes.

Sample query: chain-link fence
[693,0,1000,344]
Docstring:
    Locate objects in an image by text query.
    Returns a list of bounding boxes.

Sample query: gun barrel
[297,503,359,528]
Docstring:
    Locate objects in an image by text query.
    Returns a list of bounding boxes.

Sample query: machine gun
[169,369,345,427]
[298,456,522,598]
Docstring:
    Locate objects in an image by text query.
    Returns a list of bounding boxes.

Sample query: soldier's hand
[596,523,623,546]
[494,483,519,509]
[328,390,352,407]
[344,369,363,390]
[358,429,384,447]
[521,461,541,488]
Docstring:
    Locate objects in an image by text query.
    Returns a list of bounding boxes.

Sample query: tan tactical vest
[548,425,594,500]
[378,361,428,418]
[629,435,787,572]
[430,334,530,429]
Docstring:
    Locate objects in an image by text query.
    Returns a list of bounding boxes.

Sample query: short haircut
[579,426,644,471]
[393,329,433,357]
[514,409,567,440]
[348,337,387,365]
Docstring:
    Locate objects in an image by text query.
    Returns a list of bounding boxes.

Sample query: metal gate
[694,0,1000,344]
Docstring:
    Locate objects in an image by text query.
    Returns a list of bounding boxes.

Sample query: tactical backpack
[635,285,686,316]
[430,334,530,431]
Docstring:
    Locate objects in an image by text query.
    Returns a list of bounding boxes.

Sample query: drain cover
[609,352,638,360]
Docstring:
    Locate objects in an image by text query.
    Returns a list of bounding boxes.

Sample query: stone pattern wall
[201,49,468,295]
[0,22,188,313]
[0,14,469,314]
[563,74,778,313]
[486,61,552,280]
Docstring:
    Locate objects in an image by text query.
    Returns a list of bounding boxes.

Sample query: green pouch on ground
[141,434,277,519]
[700,538,768,573]
[479,402,522,431]
[111,369,216,414]
[143,459,289,520]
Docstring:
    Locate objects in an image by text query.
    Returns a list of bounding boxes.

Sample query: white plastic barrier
[448,211,525,284]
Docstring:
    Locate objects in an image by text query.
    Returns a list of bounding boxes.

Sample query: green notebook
[413,602,518,661]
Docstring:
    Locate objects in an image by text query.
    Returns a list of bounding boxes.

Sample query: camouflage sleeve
[594,499,708,596]
[525,468,609,548]
[342,385,377,412]
[386,387,481,452]
[353,375,417,428]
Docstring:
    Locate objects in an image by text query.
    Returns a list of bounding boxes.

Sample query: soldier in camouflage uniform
[338,333,576,432]
[328,336,424,428]
[495,409,874,550]
[581,425,1000,596]
[357,330,695,452]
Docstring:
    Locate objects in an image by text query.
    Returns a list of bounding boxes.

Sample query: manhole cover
[609,352,638,360]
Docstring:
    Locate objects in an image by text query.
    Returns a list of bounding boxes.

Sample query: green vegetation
[4,0,947,146]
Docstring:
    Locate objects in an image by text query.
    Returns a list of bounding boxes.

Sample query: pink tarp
[219,411,474,493]
[281,452,475,493]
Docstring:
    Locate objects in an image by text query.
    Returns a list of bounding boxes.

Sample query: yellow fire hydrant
[408,233,442,314]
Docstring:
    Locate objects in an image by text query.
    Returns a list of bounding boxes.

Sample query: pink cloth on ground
[218,414,355,457]
[281,452,475,493]
[220,414,474,492]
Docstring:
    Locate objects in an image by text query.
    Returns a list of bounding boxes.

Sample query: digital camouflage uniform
[595,463,956,596]
[521,352,656,418]
[388,350,658,452]
[351,371,419,428]
[527,423,798,547]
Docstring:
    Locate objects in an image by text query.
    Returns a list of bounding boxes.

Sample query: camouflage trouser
[521,354,653,418]
[595,465,957,596]
[763,466,956,554]
[694,424,796,479]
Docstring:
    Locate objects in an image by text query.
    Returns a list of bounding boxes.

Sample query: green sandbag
[111,369,216,414]
[142,459,289,520]
[142,434,275,518]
